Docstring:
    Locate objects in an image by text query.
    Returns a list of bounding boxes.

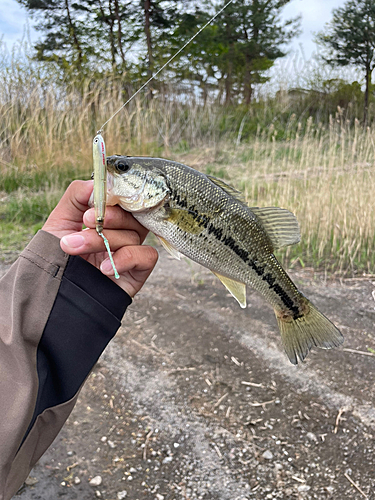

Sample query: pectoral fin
[157,236,182,260]
[212,272,247,308]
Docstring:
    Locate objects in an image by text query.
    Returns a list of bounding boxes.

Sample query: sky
[0,0,346,58]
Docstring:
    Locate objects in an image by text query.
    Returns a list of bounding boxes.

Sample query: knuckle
[128,230,141,246]
[68,179,83,191]
[144,246,159,266]
[118,246,133,263]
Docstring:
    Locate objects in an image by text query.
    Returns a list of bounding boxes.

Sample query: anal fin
[212,272,247,308]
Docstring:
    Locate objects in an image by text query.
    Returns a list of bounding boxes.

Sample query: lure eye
[116,162,130,173]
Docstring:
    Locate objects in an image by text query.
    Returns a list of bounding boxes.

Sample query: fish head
[105,155,170,212]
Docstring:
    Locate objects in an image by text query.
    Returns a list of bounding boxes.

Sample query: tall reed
[207,115,375,275]
[1,73,374,274]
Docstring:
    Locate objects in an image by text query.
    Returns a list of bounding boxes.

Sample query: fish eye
[116,162,130,173]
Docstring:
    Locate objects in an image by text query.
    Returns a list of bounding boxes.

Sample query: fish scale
[104,155,343,365]
[134,162,301,314]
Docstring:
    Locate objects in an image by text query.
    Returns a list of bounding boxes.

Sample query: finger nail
[100,258,114,273]
[83,209,95,225]
[61,234,85,249]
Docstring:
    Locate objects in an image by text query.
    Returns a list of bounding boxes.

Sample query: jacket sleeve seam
[20,253,61,280]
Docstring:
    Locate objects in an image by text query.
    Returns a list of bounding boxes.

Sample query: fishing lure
[93,133,119,279]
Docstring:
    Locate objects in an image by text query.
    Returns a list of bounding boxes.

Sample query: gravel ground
[4,248,375,500]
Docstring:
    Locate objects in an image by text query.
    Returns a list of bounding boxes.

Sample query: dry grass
[1,76,374,274]
[176,116,375,275]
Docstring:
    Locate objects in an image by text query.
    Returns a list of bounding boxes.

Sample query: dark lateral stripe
[171,194,300,316]
[206,219,299,316]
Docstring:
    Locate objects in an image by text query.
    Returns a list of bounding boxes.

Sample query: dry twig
[344,472,368,499]
[143,429,153,461]
[213,392,229,408]
[167,367,196,375]
[333,407,346,434]
[343,348,375,358]
[249,399,275,409]
[241,381,263,388]
[231,356,241,366]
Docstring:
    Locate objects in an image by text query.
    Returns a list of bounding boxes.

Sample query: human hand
[42,180,158,297]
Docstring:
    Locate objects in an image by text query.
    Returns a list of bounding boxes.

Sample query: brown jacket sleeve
[0,231,131,500]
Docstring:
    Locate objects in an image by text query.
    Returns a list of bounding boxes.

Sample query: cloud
[0,0,346,58]
[0,0,38,48]
[282,0,346,58]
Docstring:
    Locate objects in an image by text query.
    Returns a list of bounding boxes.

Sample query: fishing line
[93,0,235,278]
[97,0,235,134]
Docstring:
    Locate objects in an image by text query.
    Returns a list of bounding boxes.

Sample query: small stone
[297,485,311,492]
[74,477,81,485]
[306,432,318,442]
[262,450,274,460]
[325,486,335,494]
[67,451,73,456]
[173,443,180,448]
[25,476,39,486]
[117,492,127,500]
[60,481,66,487]
[101,436,107,443]
[162,456,173,464]
[89,476,102,487]
[108,440,116,449]
[95,491,102,498]
[155,495,165,500]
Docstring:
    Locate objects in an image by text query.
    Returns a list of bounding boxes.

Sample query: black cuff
[23,255,131,443]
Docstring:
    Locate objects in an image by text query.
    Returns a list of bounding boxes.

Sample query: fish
[103,155,343,365]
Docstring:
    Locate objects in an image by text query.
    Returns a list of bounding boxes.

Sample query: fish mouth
[106,171,156,212]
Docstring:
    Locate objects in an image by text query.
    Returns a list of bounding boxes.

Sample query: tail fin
[275,298,343,365]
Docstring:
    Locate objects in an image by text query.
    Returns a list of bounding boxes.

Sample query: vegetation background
[1,0,375,276]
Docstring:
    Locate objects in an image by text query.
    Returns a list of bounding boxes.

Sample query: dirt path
[9,249,375,500]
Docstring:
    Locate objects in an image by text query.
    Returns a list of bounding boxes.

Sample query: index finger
[83,206,149,243]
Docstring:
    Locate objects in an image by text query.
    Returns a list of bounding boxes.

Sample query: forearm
[0,231,131,500]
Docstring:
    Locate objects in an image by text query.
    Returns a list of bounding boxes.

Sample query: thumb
[43,180,94,237]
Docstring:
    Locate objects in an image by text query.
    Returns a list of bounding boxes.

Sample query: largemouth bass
[103,155,343,365]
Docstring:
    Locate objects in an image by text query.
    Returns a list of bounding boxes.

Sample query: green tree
[217,0,300,105]
[170,0,300,105]
[317,0,375,123]
[17,0,133,80]
[129,1,179,85]
[167,6,223,103]
[17,0,86,74]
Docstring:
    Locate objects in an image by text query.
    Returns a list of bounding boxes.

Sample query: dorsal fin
[207,175,247,204]
[251,207,301,249]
